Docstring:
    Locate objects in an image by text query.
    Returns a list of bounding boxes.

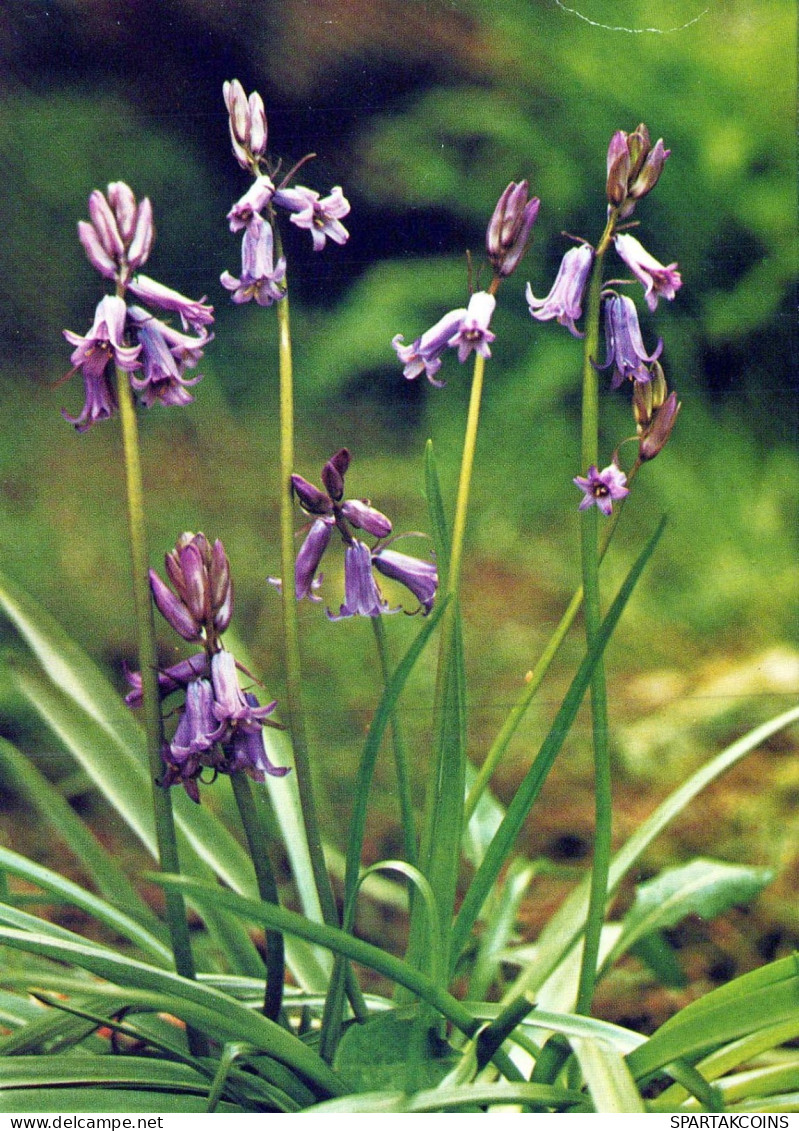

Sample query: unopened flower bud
[321,449,350,501]
[248,91,268,157]
[340,499,393,538]
[292,474,333,515]
[639,390,681,461]
[223,80,268,170]
[486,180,540,277]
[606,124,669,217]
[154,533,234,643]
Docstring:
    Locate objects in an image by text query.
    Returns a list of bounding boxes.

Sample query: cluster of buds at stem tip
[632,361,681,462]
[224,79,267,172]
[149,532,233,650]
[606,123,670,219]
[127,531,287,801]
[78,181,154,287]
[486,180,540,278]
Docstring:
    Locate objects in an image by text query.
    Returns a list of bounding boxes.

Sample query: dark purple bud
[291,474,333,515]
[149,569,202,641]
[372,547,437,614]
[295,517,333,601]
[209,540,234,633]
[639,391,681,461]
[178,541,210,625]
[486,180,540,277]
[340,499,392,538]
[321,449,350,501]
[606,131,632,207]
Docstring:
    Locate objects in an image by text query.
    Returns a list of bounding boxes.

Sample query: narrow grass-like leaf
[628,958,799,1079]
[0,928,344,1098]
[156,874,483,1043]
[0,845,172,965]
[0,1054,214,1094]
[602,858,773,974]
[451,517,666,965]
[0,1089,243,1114]
[307,1080,589,1113]
[570,1037,645,1113]
[514,704,799,1002]
[467,858,537,1000]
[0,737,160,933]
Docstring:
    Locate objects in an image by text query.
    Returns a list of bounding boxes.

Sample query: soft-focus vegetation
[0,0,797,1089]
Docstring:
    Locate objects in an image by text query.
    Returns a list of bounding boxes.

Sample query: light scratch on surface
[553,0,709,34]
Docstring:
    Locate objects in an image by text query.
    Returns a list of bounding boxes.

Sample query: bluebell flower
[597,293,662,389]
[526,244,594,337]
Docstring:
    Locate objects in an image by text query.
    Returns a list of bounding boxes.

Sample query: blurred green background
[0,0,797,988]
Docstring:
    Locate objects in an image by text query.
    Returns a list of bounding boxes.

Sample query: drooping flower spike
[285,449,438,619]
[596,292,663,388]
[574,463,630,516]
[392,291,496,385]
[613,234,682,312]
[526,243,595,337]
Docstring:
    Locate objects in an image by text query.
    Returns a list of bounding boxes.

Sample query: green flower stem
[274,282,339,935]
[463,465,638,824]
[417,348,487,975]
[114,365,206,1058]
[230,772,284,1022]
[372,616,417,864]
[575,214,616,1017]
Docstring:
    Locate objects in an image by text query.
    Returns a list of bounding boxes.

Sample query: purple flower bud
[340,499,393,538]
[486,181,540,278]
[273,185,350,251]
[291,474,334,515]
[107,181,138,242]
[88,189,125,261]
[448,291,496,364]
[574,464,630,516]
[372,547,437,614]
[613,234,682,312]
[209,540,234,633]
[327,539,393,621]
[321,448,351,501]
[227,175,276,233]
[526,244,594,338]
[247,91,268,158]
[295,517,333,601]
[227,693,288,780]
[639,390,681,461]
[80,184,154,283]
[127,274,214,333]
[220,215,286,307]
[125,653,209,708]
[149,569,202,641]
[596,293,662,389]
[77,220,117,279]
[126,196,155,272]
[224,79,260,171]
[605,125,669,218]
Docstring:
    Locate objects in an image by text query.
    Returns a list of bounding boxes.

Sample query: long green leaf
[0,928,344,1098]
[628,958,799,1079]
[0,737,160,933]
[0,1088,243,1114]
[509,703,799,1003]
[0,845,172,965]
[571,1037,645,1113]
[306,1080,589,1113]
[451,516,667,964]
[156,874,482,1043]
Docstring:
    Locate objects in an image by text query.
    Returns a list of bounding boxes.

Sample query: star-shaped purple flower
[574,463,630,516]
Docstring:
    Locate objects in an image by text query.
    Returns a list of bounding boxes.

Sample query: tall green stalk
[574,213,617,1016]
[417,348,488,976]
[372,616,417,865]
[230,772,284,1021]
[114,364,205,1056]
[274,281,340,934]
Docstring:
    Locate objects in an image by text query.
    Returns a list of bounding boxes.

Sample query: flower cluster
[126,532,287,802]
[62,183,213,432]
[221,80,351,307]
[279,449,438,620]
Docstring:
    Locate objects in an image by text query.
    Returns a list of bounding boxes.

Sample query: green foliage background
[0,0,795,841]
